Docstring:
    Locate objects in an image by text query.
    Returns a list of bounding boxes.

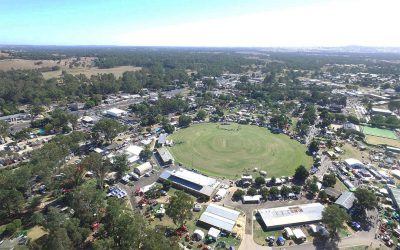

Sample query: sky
[1,0,400,47]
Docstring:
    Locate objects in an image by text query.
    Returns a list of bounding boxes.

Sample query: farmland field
[168,123,312,179]
[0,58,141,79]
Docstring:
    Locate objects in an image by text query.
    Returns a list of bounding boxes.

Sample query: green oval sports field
[168,123,312,178]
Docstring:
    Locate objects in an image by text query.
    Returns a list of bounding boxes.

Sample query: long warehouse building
[159,168,220,199]
[257,203,324,229]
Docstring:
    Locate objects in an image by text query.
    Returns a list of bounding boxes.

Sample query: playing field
[361,126,398,139]
[168,123,312,178]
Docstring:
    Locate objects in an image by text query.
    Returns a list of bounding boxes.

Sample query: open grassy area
[365,135,400,147]
[361,126,398,139]
[168,123,312,179]
[341,143,366,160]
[42,65,141,79]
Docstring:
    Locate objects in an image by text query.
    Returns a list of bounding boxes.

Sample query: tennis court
[361,126,398,140]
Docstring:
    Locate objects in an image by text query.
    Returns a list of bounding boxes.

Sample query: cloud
[114,0,400,47]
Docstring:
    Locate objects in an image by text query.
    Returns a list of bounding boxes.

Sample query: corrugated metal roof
[198,204,240,232]
[206,204,240,221]
[258,203,324,228]
[335,191,356,210]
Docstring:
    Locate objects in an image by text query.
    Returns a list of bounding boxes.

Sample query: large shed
[257,203,324,229]
[134,162,152,176]
[334,191,356,211]
[198,204,240,232]
[159,168,220,198]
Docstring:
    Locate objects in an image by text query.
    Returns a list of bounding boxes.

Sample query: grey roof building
[159,168,220,198]
[156,147,174,165]
[335,191,356,210]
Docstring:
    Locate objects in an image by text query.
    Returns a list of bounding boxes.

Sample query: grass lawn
[27,226,48,241]
[341,143,366,161]
[361,126,398,139]
[169,123,312,179]
[365,135,400,147]
[335,178,349,192]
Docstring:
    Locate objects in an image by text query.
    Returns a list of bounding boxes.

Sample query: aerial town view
[1,1,400,250]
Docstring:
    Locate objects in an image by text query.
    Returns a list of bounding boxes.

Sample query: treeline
[4,46,262,76]
[0,68,191,115]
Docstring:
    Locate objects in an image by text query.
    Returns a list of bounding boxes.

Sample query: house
[124,145,143,163]
[257,203,324,229]
[198,204,240,232]
[159,168,220,199]
[324,187,342,200]
[335,191,356,211]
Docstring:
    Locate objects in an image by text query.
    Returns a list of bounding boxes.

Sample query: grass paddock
[168,123,312,179]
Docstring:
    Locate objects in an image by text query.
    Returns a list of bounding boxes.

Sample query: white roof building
[125,145,143,156]
[257,203,324,229]
[208,227,221,239]
[344,158,364,169]
[134,162,152,176]
[105,108,127,117]
[198,203,240,232]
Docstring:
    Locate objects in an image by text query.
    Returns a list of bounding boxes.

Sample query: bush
[232,189,245,200]
[4,223,17,236]
[247,187,257,196]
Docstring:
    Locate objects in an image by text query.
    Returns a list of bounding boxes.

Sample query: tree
[319,190,328,200]
[270,176,276,186]
[280,185,291,197]
[146,184,162,199]
[309,182,319,194]
[44,227,73,250]
[178,115,192,127]
[260,188,269,199]
[69,184,106,224]
[269,187,280,197]
[81,152,109,189]
[309,139,319,153]
[166,191,194,226]
[322,173,336,187]
[354,188,378,211]
[162,179,172,191]
[0,189,25,218]
[196,109,207,121]
[294,165,309,183]
[163,123,175,134]
[232,189,245,201]
[247,187,257,196]
[92,118,126,143]
[29,105,45,123]
[255,176,266,186]
[291,185,301,194]
[112,154,129,180]
[139,147,153,162]
[322,205,350,240]
[0,120,10,140]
